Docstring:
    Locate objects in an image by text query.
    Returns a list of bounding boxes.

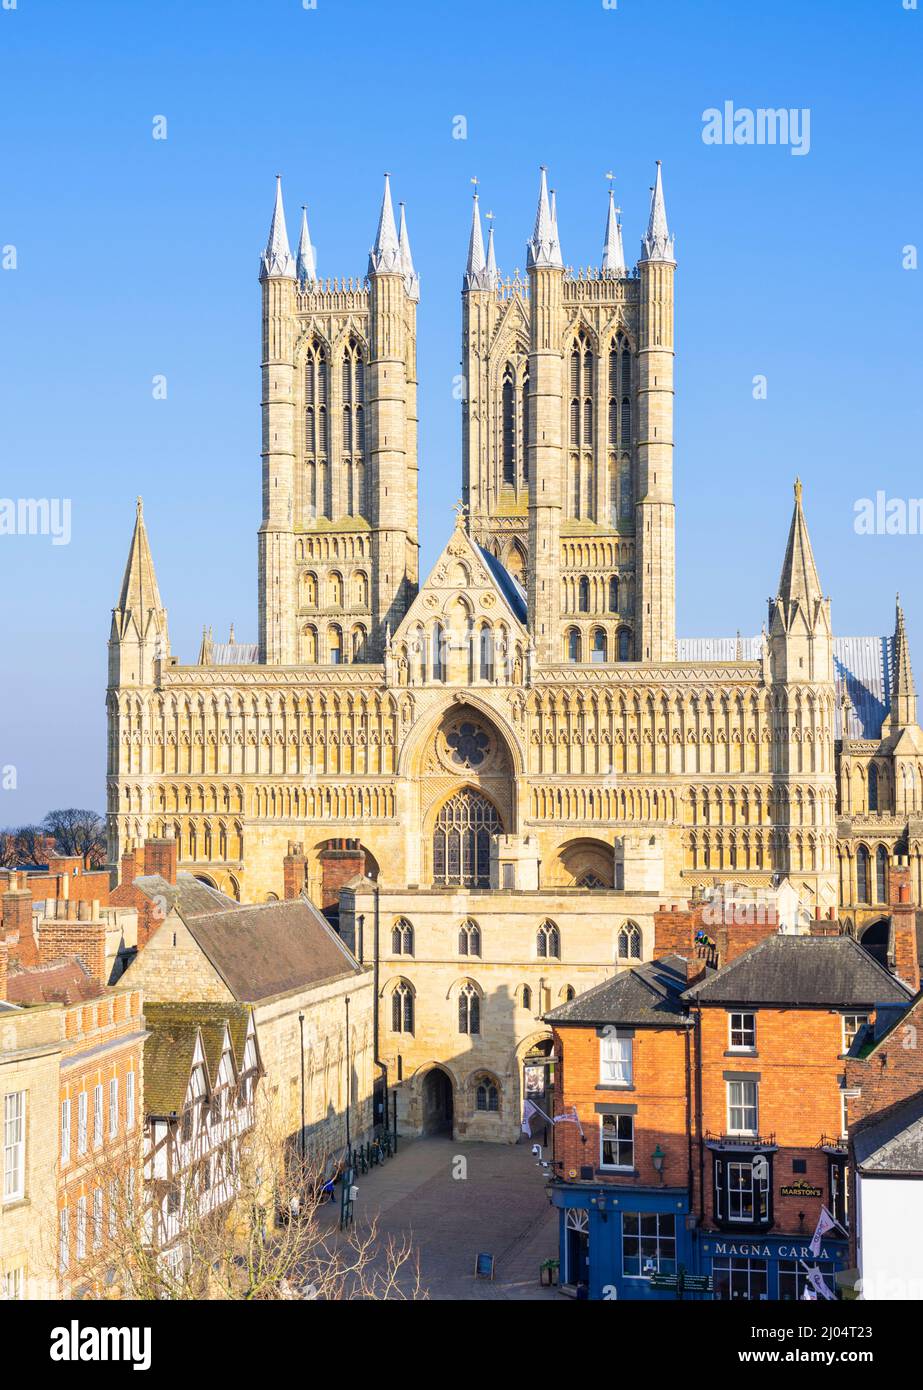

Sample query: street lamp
[652,1144,665,1183]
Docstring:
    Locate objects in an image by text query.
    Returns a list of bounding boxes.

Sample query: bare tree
[41,809,106,866]
[67,1111,423,1302]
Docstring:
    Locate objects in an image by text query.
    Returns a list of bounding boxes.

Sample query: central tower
[258,176,419,665]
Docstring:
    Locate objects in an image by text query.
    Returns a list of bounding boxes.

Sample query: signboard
[780,1182,823,1198]
[474,1252,495,1280]
[649,1270,712,1293]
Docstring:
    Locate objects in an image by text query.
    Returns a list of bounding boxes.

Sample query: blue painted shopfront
[552,1184,849,1301]
[551,1184,695,1300]
[699,1233,850,1301]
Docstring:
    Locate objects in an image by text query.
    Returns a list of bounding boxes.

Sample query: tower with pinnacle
[258,174,419,665]
[462,164,676,665]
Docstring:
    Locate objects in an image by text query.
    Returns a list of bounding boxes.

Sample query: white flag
[799,1260,835,1301]
[810,1205,837,1257]
[522,1099,553,1136]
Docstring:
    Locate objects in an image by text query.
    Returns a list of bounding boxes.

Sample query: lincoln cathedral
[107,165,923,1140]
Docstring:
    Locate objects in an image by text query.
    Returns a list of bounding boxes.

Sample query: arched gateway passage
[421,1068,454,1136]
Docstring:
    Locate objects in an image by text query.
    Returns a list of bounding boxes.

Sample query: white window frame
[1,1266,24,1300]
[842,1013,869,1053]
[126,1070,136,1130]
[93,1083,103,1148]
[76,1089,87,1156]
[3,1091,26,1204]
[92,1187,103,1250]
[59,1208,69,1274]
[61,1098,71,1167]
[726,1079,758,1136]
[599,1033,633,1087]
[75,1195,87,1261]
[728,1011,757,1052]
[108,1077,119,1139]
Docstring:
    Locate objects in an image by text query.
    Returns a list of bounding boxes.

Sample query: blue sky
[0,0,920,820]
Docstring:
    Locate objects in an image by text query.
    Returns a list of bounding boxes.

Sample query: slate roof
[133,872,239,918]
[476,545,528,625]
[545,955,691,1028]
[675,635,892,739]
[143,1002,254,1116]
[178,894,363,1004]
[854,1091,923,1175]
[683,934,912,1008]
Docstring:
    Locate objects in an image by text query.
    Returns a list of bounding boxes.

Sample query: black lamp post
[652,1143,665,1184]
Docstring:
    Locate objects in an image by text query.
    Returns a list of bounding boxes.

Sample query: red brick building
[547,907,915,1301]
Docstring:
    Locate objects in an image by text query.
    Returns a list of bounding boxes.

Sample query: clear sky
[0,0,920,821]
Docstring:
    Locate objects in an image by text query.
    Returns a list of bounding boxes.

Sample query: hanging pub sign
[780,1180,823,1198]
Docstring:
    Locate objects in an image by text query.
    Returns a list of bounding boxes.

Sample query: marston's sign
[780,1181,823,1197]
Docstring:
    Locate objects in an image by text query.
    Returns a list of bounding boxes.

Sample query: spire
[398,202,419,301]
[260,175,296,280]
[485,221,498,288]
[891,595,918,728]
[464,193,486,288]
[776,478,824,610]
[527,167,563,269]
[296,205,317,285]
[116,498,166,632]
[641,160,674,262]
[602,187,626,277]
[368,173,402,275]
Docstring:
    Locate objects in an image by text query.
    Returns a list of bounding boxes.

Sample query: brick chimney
[38,908,107,984]
[120,845,139,890]
[283,842,308,900]
[1,876,37,965]
[889,857,920,993]
[143,835,178,886]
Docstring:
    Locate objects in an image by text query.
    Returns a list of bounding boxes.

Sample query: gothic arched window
[458,920,481,957]
[875,846,889,904]
[521,985,532,1011]
[458,984,481,1036]
[391,982,414,1034]
[391,919,414,956]
[617,923,642,960]
[567,627,581,663]
[868,763,879,812]
[536,921,560,959]
[618,627,631,661]
[578,576,590,612]
[857,846,871,904]
[502,365,515,486]
[328,625,343,666]
[475,1076,499,1112]
[592,628,607,663]
[609,576,619,612]
[520,367,530,482]
[432,791,502,888]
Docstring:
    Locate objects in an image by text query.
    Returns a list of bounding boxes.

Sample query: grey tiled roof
[210,641,260,666]
[854,1091,923,1175]
[683,934,912,1008]
[676,635,892,740]
[545,955,690,1027]
[133,872,239,918]
[476,545,528,625]
[180,894,363,1003]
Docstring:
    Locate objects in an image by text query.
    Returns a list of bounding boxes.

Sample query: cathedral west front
[107,166,923,1139]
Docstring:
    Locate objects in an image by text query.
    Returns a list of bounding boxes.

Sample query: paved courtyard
[327,1136,561,1300]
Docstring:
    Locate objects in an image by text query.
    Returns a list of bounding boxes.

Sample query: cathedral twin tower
[257,165,676,670]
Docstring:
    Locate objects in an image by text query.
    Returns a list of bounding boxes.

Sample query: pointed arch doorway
[422,1067,454,1136]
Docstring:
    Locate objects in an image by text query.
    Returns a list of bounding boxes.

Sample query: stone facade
[104,165,923,1142]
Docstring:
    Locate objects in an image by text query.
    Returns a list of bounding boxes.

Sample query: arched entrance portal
[421,1068,454,1136]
